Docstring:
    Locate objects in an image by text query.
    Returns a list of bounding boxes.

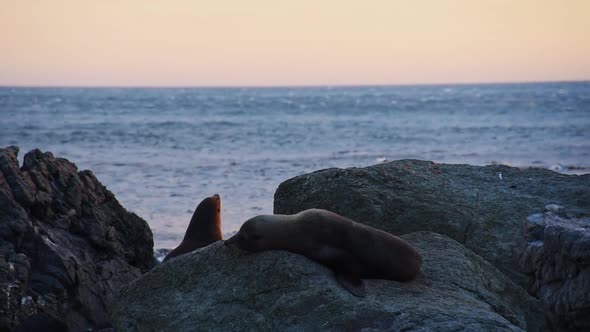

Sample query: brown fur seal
[224,209,421,297]
[163,194,222,262]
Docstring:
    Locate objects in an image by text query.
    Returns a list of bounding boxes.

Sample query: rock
[0,146,154,331]
[273,160,590,287]
[111,232,543,332]
[514,205,590,331]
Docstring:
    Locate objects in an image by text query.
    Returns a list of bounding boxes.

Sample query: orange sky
[1,0,589,86]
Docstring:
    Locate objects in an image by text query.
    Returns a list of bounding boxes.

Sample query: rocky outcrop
[274,160,590,287]
[112,232,542,331]
[0,147,154,331]
[514,205,590,331]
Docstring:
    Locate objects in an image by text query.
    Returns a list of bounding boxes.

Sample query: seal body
[225,209,421,289]
[164,194,222,262]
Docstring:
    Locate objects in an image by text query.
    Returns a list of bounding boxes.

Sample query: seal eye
[251,234,262,241]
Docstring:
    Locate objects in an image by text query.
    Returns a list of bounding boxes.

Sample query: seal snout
[211,194,221,212]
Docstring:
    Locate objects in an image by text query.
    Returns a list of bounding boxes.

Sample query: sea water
[1,82,589,248]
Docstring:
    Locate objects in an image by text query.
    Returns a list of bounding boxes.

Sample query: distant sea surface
[1,82,589,248]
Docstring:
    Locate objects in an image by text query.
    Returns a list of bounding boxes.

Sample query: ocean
[1,82,589,248]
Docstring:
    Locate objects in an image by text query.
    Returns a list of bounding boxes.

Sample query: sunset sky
[1,0,589,87]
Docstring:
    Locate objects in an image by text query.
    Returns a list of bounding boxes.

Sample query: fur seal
[224,209,421,297]
[163,194,222,262]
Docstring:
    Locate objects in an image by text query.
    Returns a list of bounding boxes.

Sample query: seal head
[164,194,222,262]
[224,215,275,252]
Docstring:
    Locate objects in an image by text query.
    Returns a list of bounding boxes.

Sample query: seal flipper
[334,272,366,297]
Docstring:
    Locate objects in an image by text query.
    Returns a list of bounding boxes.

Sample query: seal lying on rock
[225,208,421,296]
[164,194,222,262]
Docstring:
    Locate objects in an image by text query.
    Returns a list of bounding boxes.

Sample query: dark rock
[514,205,590,331]
[111,233,543,331]
[0,147,154,331]
[273,160,590,287]
[12,313,68,332]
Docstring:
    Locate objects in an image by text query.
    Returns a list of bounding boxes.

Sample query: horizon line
[1,79,589,90]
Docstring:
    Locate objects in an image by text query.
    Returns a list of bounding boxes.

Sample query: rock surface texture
[514,205,590,331]
[274,160,590,287]
[0,147,154,331]
[112,233,543,332]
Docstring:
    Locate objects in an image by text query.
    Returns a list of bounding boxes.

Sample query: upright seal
[225,209,421,296]
[164,194,222,262]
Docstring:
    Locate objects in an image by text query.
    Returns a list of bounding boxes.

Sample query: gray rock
[273,160,590,287]
[514,205,590,331]
[111,232,543,332]
[0,147,154,331]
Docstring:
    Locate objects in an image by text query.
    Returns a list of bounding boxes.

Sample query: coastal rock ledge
[274,160,590,287]
[0,147,154,331]
[112,233,543,332]
[514,205,590,332]
[274,160,590,330]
